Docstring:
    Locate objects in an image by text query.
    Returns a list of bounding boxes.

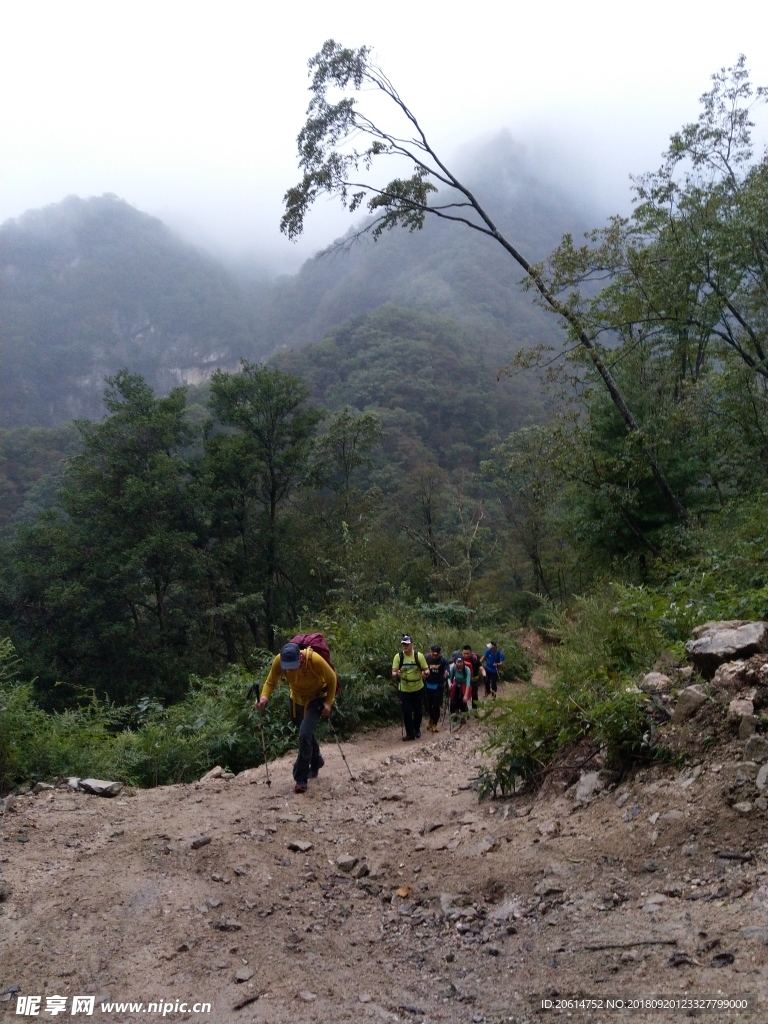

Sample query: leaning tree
[281,40,693,522]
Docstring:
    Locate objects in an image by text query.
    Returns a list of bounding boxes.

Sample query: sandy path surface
[1,682,767,1023]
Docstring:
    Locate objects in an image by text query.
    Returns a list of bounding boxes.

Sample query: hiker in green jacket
[391,634,428,741]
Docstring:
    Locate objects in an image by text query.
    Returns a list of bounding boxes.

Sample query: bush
[0,659,276,790]
[1,599,531,789]
[478,591,660,799]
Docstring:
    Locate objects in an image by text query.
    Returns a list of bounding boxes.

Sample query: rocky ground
[2,631,768,1024]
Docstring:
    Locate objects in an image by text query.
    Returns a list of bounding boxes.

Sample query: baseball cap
[280,642,302,670]
[401,635,413,644]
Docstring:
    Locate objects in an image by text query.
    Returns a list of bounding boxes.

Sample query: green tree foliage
[276,304,541,478]
[282,39,690,521]
[492,59,768,569]
[254,131,588,355]
[0,424,80,536]
[203,362,324,650]
[482,426,566,600]
[3,372,206,702]
[539,59,767,517]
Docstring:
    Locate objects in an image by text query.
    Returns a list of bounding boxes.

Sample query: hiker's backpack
[290,632,341,697]
[463,651,480,677]
[397,649,426,671]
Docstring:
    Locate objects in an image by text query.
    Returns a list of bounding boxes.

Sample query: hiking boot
[294,781,308,793]
[415,730,421,739]
[308,757,325,779]
[403,735,415,742]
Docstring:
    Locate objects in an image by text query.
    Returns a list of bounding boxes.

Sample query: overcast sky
[3,0,766,273]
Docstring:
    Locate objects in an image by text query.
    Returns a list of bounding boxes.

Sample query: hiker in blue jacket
[481,640,505,698]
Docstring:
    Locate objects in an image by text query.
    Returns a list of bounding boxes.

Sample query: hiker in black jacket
[424,645,448,732]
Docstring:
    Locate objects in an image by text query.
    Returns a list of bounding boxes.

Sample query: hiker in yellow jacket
[255,642,337,793]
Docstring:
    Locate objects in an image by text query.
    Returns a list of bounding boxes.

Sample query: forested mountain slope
[2,138,591,429]
[1,195,260,427]
[274,304,543,480]
[251,134,589,354]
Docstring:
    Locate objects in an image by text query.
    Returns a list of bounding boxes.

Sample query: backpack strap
[398,650,425,670]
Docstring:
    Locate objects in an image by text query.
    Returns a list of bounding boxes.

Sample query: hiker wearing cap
[461,644,485,703]
[425,645,449,732]
[448,655,472,718]
[255,642,337,793]
[392,635,429,741]
[481,641,505,698]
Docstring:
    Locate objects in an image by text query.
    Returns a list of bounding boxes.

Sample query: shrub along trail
[1,684,766,1023]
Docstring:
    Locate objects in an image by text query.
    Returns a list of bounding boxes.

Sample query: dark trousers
[424,685,443,726]
[291,697,324,784]
[450,687,468,716]
[485,670,498,696]
[471,675,480,702]
[398,688,423,738]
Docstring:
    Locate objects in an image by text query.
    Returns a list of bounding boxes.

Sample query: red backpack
[290,633,341,697]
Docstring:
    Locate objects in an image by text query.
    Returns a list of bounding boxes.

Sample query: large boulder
[685,622,768,678]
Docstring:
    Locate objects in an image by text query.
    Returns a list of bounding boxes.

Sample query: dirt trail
[1,679,767,1024]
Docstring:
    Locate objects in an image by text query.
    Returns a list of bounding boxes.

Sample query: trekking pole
[256,705,271,788]
[327,712,355,781]
[394,674,404,740]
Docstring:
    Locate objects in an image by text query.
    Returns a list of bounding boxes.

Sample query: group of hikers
[253,632,505,793]
[391,634,505,741]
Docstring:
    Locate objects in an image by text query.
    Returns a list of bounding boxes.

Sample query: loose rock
[575,771,602,804]
[640,672,672,694]
[739,716,758,739]
[538,819,561,837]
[671,685,707,724]
[78,779,123,797]
[336,854,358,872]
[728,698,754,721]
[744,736,768,763]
